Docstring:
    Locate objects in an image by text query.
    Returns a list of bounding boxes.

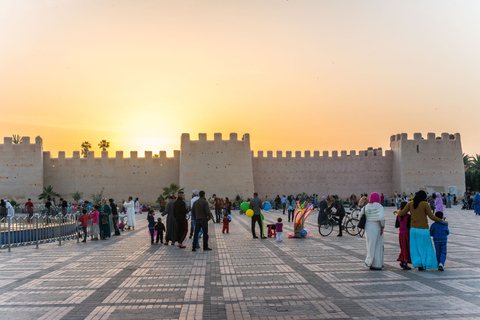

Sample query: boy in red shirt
[78,209,90,242]
[222,213,230,234]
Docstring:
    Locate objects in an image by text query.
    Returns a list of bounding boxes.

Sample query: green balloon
[261,214,264,221]
[241,202,250,211]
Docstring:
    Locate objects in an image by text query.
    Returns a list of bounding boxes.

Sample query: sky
[1,0,479,157]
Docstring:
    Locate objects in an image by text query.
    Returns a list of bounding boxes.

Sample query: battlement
[0,136,43,151]
[253,148,391,158]
[390,132,461,142]
[181,132,250,143]
[44,150,180,160]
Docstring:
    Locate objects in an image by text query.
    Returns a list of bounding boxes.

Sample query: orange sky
[1,0,479,157]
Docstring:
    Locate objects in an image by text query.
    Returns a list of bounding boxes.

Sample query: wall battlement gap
[253,148,391,158]
[44,150,180,160]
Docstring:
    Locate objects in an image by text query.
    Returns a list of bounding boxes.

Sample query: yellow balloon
[246,209,254,217]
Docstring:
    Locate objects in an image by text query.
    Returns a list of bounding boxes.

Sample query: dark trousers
[282,203,286,215]
[434,241,447,265]
[333,212,345,235]
[215,208,222,223]
[251,215,264,237]
[149,227,155,244]
[288,209,294,222]
[156,231,164,243]
[189,219,195,237]
[112,215,121,235]
[81,226,88,241]
[176,218,188,245]
[193,219,209,249]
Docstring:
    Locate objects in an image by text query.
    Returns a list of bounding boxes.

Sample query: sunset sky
[1,0,479,157]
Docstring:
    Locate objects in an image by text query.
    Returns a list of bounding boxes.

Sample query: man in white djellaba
[123,196,136,230]
[5,200,14,217]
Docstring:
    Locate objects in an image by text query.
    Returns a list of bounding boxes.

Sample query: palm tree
[98,140,110,151]
[38,185,61,201]
[471,154,480,172]
[463,153,473,172]
[162,183,184,198]
[81,141,92,158]
[12,134,22,144]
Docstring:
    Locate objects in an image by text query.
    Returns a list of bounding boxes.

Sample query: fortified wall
[0,132,466,204]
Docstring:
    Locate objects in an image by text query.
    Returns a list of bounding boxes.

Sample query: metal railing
[0,213,80,251]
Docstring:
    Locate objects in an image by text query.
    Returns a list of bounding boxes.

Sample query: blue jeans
[191,219,203,248]
[434,241,447,265]
[149,227,155,244]
[193,219,209,249]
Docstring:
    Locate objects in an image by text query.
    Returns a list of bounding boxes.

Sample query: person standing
[250,192,266,239]
[191,190,214,251]
[99,198,111,239]
[435,192,444,214]
[317,196,328,226]
[174,192,188,248]
[213,194,222,223]
[328,195,345,237]
[78,209,90,242]
[155,217,166,244]
[109,199,121,236]
[135,197,141,215]
[25,198,34,223]
[91,205,100,240]
[281,195,287,215]
[287,195,296,223]
[147,209,156,244]
[162,196,177,245]
[474,191,480,215]
[123,197,135,230]
[189,190,200,239]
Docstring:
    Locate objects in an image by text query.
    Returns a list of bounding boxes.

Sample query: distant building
[0,132,465,203]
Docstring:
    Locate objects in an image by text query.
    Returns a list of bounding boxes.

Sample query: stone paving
[1,205,480,319]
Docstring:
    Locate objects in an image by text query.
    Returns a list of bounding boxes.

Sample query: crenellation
[441,132,449,140]
[414,133,422,140]
[276,151,282,158]
[323,151,329,157]
[295,151,301,158]
[159,151,167,158]
[305,151,311,158]
[58,151,65,159]
[4,137,12,144]
[350,150,356,157]
[230,133,237,141]
[332,151,338,157]
[258,151,264,158]
[87,151,95,159]
[341,151,347,157]
[428,132,436,140]
[101,150,108,159]
[214,133,222,141]
[267,151,273,158]
[144,151,152,158]
[314,151,320,158]
[73,151,80,159]
[22,136,30,144]
[199,133,207,141]
[286,151,292,158]
[130,151,137,159]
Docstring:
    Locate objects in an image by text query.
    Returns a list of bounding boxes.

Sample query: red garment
[91,211,99,224]
[78,214,90,228]
[222,217,229,233]
[397,232,411,264]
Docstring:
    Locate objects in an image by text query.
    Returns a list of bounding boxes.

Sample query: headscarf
[358,196,368,206]
[413,190,427,209]
[369,192,381,204]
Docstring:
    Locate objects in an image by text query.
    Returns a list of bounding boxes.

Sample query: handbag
[101,213,108,225]
[357,207,366,229]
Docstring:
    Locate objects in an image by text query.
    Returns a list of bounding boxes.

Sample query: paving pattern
[1,205,479,319]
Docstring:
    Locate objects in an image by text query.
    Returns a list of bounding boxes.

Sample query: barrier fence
[0,213,80,251]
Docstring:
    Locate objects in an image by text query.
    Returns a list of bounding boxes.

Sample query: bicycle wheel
[345,218,360,236]
[350,209,360,219]
[319,221,333,236]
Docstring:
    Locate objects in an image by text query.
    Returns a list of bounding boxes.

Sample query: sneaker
[204,247,212,251]
[438,263,444,271]
[337,234,343,237]
[179,244,186,249]
[253,236,258,239]
[82,240,86,243]
[192,248,196,252]
[261,236,267,239]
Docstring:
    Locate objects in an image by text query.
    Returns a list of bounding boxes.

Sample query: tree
[38,185,61,201]
[463,153,473,171]
[72,191,84,203]
[81,141,92,158]
[161,183,184,198]
[12,134,22,144]
[91,187,105,205]
[98,140,110,151]
[471,154,480,172]
[153,154,159,158]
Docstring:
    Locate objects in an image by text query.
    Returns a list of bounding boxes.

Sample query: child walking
[91,205,100,240]
[147,209,156,244]
[276,217,283,242]
[430,211,449,271]
[395,201,411,270]
[222,213,230,234]
[78,209,90,242]
[155,217,166,244]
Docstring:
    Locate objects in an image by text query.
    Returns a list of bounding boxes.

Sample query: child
[91,205,100,240]
[78,209,90,242]
[147,209,156,244]
[119,217,125,231]
[155,217,166,244]
[276,217,283,242]
[222,212,230,234]
[430,211,449,271]
[395,201,411,270]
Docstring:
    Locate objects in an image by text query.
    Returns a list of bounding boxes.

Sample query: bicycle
[318,210,364,237]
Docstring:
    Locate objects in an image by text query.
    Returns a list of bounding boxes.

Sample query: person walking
[123,197,135,230]
[395,190,446,271]
[328,195,345,237]
[250,192,266,239]
[358,192,385,270]
[473,191,480,215]
[99,198,111,239]
[191,190,214,251]
[281,195,287,215]
[109,199,121,236]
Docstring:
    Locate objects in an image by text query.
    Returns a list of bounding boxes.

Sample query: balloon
[288,233,294,238]
[261,214,264,221]
[241,202,250,211]
[305,229,310,236]
[227,215,231,220]
[299,229,307,237]
[264,202,271,211]
[246,209,254,217]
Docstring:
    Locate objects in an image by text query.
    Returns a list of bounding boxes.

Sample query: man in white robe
[5,200,14,217]
[123,197,135,230]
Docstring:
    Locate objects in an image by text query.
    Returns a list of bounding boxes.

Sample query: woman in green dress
[100,198,111,239]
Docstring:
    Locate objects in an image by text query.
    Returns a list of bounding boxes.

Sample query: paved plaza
[1,205,480,320]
